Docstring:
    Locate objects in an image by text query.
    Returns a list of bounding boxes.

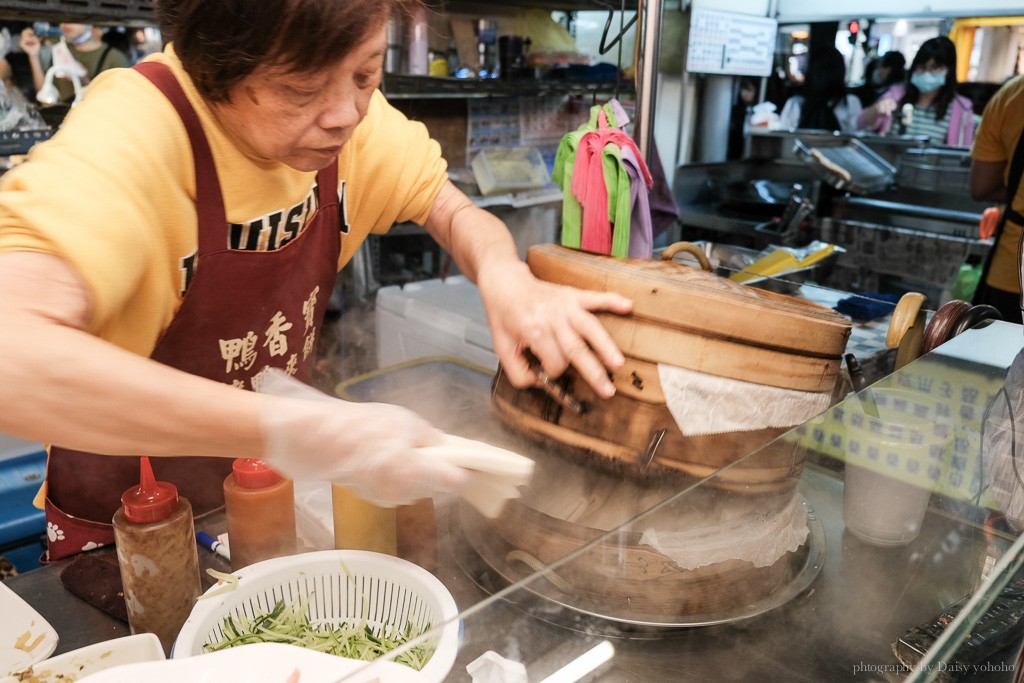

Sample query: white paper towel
[657,363,833,436]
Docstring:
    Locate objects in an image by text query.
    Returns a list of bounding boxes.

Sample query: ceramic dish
[81,642,429,683]
[0,581,58,676]
[0,633,165,683]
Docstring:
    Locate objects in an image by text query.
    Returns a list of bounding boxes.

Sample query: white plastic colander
[172,550,460,683]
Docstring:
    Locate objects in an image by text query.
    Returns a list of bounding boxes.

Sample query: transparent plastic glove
[257,369,468,506]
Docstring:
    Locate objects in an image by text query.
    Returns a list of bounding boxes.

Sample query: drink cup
[840,389,952,546]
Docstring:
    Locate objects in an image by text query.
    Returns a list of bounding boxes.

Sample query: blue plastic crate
[0,448,47,571]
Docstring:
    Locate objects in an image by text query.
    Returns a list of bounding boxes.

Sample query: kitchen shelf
[0,0,154,25]
[442,0,638,11]
[382,73,633,101]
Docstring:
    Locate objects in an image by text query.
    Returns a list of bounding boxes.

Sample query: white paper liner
[639,490,808,570]
[657,363,832,436]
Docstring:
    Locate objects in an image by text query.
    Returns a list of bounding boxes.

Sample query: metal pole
[636,0,663,166]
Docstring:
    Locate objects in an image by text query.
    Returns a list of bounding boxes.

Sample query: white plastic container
[375,276,496,370]
[841,389,953,546]
[471,146,550,196]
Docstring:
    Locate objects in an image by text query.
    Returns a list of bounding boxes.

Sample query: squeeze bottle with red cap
[112,456,201,653]
[223,458,296,570]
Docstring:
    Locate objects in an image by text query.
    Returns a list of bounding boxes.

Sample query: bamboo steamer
[491,243,852,488]
[462,488,809,621]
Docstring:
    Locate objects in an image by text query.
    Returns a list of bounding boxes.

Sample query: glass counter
[7,321,1024,682]
[337,321,1024,682]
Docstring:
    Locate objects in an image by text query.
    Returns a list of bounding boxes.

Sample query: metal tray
[794,137,896,195]
[896,147,972,194]
[0,128,52,156]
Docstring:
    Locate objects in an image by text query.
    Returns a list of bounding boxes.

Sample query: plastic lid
[120,456,180,523]
[232,458,283,488]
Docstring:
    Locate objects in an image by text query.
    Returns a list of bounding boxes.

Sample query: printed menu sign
[686,8,777,77]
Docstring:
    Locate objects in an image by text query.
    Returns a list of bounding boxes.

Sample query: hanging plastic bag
[982,349,1024,531]
[749,101,782,130]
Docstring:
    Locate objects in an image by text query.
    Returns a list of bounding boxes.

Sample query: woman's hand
[19,28,40,59]
[477,260,632,398]
[257,370,468,506]
[422,180,633,399]
[873,96,899,117]
[861,95,898,128]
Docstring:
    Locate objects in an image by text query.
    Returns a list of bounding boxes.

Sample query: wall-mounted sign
[686,8,778,77]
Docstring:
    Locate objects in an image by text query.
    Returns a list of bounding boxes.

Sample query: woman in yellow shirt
[0,0,632,560]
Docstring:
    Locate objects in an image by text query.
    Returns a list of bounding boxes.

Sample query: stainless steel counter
[8,322,1024,682]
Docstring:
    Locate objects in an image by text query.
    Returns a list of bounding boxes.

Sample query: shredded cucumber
[203,595,434,671]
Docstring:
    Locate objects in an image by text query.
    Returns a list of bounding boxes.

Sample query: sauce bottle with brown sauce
[223,458,297,570]
[112,456,201,653]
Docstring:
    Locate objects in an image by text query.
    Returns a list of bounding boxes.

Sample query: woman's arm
[421,180,632,398]
[19,28,45,94]
[0,251,268,456]
[970,159,1008,203]
[0,251,472,504]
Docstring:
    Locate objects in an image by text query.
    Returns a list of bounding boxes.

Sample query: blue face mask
[911,69,946,94]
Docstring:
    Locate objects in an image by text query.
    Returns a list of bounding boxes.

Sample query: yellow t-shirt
[0,48,447,356]
[971,75,1024,293]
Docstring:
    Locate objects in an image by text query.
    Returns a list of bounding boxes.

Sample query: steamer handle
[505,550,575,595]
[659,241,713,271]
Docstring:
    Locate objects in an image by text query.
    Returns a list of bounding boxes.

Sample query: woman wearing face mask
[858,36,976,147]
[853,50,906,108]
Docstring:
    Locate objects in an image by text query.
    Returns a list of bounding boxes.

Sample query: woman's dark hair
[901,35,958,121]
[877,50,906,86]
[155,0,421,102]
[798,47,848,131]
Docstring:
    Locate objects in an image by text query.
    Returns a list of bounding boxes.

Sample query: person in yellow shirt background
[971,74,1024,324]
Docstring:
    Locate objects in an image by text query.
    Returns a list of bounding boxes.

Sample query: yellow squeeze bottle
[331,484,397,555]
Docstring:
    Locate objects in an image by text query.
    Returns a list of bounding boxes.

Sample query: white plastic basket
[172,550,460,683]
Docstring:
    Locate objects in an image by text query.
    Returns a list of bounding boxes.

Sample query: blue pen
[196,531,231,561]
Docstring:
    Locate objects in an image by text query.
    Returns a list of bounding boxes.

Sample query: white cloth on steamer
[640,490,809,570]
[657,363,833,436]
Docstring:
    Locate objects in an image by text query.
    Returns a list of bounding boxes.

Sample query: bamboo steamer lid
[527,243,852,392]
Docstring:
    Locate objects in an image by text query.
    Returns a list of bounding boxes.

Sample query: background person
[21,23,130,105]
[0,0,632,561]
[970,74,1024,324]
[852,50,906,108]
[779,47,862,134]
[858,36,976,147]
[727,76,758,160]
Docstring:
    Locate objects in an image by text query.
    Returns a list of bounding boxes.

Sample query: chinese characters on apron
[43,62,342,561]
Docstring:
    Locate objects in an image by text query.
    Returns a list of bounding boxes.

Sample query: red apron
[43,62,342,561]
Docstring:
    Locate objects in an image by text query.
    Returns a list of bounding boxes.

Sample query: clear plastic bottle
[331,484,397,555]
[112,456,201,653]
[223,458,297,570]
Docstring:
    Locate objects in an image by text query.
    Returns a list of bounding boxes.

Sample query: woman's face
[212,25,387,172]
[910,57,948,94]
